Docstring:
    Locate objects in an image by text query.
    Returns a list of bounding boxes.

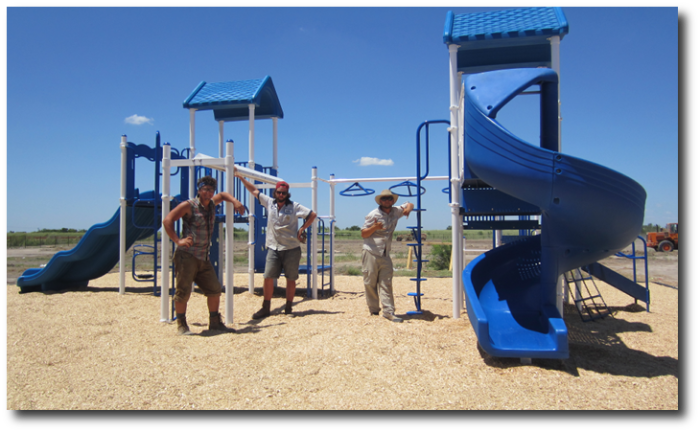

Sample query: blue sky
[5,6,679,233]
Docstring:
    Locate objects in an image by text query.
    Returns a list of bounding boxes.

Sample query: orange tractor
[647,222,678,252]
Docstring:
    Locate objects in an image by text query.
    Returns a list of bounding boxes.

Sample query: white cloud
[125,114,154,125]
[353,157,394,166]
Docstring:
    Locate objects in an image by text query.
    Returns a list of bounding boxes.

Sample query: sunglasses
[380,196,394,201]
[275,190,288,196]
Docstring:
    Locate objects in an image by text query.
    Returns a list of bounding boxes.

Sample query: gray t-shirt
[259,193,312,251]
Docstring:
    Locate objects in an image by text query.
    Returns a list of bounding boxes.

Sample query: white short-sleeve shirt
[259,193,312,251]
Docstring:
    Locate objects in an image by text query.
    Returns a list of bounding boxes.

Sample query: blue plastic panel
[183,76,284,121]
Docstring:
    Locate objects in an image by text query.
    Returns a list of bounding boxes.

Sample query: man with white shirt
[236,174,316,319]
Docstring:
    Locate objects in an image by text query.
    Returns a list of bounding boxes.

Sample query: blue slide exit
[17,192,160,293]
[462,68,646,359]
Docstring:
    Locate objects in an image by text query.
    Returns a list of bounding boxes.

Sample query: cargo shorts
[172,249,222,303]
[263,247,302,280]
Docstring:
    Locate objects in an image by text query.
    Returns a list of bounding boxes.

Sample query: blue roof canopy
[444,7,569,74]
[183,76,284,122]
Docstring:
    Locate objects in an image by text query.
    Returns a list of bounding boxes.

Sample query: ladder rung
[407,292,425,296]
[574,295,603,302]
[567,276,593,283]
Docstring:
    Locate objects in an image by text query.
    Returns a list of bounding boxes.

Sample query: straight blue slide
[17,194,160,293]
[461,68,646,359]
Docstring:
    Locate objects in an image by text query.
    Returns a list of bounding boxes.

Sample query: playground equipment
[446,8,647,359]
[18,9,654,362]
[339,182,375,197]
[17,133,188,293]
[461,68,646,359]
[321,163,451,314]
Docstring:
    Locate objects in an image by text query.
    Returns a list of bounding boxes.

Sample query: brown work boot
[209,312,236,333]
[176,314,193,335]
[252,299,271,320]
[284,300,293,315]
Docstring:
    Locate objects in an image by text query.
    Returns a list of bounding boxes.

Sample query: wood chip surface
[7,271,678,410]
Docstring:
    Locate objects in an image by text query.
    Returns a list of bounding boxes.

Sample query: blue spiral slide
[17,192,160,293]
[461,68,646,359]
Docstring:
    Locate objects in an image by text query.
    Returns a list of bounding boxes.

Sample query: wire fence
[7,231,252,249]
[7,235,85,248]
[7,229,494,249]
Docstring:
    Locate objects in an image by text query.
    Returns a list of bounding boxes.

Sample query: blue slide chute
[462,68,646,359]
[17,192,161,293]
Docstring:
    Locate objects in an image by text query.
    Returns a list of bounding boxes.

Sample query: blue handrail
[614,235,650,311]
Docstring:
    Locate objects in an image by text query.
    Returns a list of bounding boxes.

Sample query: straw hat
[375,189,399,205]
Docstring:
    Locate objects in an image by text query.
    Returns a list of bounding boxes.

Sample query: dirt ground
[6,237,678,411]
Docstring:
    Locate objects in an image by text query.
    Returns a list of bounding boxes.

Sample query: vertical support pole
[189,108,196,200]
[272,117,278,173]
[550,35,562,153]
[329,173,336,295]
[248,104,256,293]
[457,72,465,308]
[448,44,463,319]
[119,135,128,295]
[218,120,225,283]
[218,120,225,188]
[550,35,565,316]
[225,140,235,324]
[160,144,172,322]
[153,132,162,296]
[311,167,318,300]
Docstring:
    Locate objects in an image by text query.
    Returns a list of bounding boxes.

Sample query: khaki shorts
[263,247,302,280]
[173,249,222,303]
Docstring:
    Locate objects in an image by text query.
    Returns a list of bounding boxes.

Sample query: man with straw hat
[361,189,414,322]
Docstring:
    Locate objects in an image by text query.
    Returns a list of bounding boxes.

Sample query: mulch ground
[6,268,678,411]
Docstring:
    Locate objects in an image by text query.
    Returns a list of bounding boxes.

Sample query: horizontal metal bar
[324,176,448,184]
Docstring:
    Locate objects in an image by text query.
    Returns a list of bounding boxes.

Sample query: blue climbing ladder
[405,119,452,315]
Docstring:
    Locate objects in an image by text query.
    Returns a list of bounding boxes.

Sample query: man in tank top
[163,175,246,335]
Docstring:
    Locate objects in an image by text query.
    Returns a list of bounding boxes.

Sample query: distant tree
[348,225,361,231]
[446,225,452,230]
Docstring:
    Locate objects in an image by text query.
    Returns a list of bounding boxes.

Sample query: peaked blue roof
[443,8,569,74]
[444,7,569,46]
[183,76,284,121]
